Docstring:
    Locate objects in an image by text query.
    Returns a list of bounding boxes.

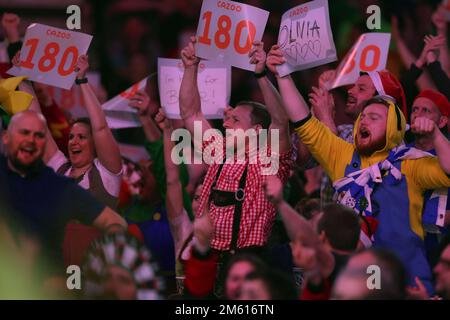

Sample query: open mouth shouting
[358,126,371,143]
[18,144,37,160]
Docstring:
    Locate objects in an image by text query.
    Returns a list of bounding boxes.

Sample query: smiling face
[3,112,47,173]
[68,122,95,169]
[346,75,377,119]
[355,103,388,157]
[223,105,254,131]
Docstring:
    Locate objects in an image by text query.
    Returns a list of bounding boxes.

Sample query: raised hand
[264,175,283,205]
[309,86,335,121]
[75,55,89,79]
[154,108,171,131]
[128,91,150,116]
[12,49,21,67]
[266,44,286,77]
[181,36,200,68]
[318,69,336,91]
[249,41,267,74]
[424,35,446,64]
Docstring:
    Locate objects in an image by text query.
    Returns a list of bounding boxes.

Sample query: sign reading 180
[7,23,92,90]
[20,37,79,76]
[195,0,269,71]
[198,9,256,55]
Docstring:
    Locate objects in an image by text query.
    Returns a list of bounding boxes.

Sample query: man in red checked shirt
[179,36,293,293]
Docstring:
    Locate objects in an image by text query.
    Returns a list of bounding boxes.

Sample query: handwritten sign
[7,23,92,90]
[195,0,269,71]
[46,71,100,119]
[102,77,148,113]
[276,0,337,77]
[331,33,391,89]
[158,58,231,119]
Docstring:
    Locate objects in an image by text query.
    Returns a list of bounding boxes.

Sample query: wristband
[75,77,88,85]
[254,68,267,78]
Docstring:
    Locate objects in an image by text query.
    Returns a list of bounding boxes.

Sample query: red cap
[367,70,407,118]
[415,89,450,117]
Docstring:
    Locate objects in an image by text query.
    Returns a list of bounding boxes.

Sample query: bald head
[2,110,48,174]
[8,110,47,133]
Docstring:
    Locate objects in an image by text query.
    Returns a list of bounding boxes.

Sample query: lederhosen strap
[209,163,248,252]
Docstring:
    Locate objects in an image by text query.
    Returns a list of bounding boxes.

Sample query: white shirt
[47,150,122,197]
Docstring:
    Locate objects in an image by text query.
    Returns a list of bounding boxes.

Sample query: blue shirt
[0,155,105,266]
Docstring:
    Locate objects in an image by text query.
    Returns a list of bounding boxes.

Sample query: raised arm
[179,36,211,137]
[309,85,337,135]
[432,5,450,76]
[266,45,310,122]
[391,16,436,91]
[264,175,334,279]
[155,109,193,256]
[250,41,290,152]
[76,55,122,174]
[128,90,162,142]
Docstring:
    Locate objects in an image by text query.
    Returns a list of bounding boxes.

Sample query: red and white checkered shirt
[197,139,293,251]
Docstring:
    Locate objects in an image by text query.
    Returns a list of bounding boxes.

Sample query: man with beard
[308,70,406,205]
[0,110,127,279]
[267,45,450,295]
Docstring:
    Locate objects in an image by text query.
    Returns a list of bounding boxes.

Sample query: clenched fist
[411,117,437,136]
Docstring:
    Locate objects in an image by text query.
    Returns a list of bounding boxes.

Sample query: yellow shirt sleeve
[294,117,355,182]
[402,157,450,191]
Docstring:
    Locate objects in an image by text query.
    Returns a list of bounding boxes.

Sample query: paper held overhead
[7,23,92,90]
[276,0,337,77]
[158,58,230,119]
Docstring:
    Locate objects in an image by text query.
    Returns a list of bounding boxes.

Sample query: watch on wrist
[254,67,268,78]
[75,77,88,85]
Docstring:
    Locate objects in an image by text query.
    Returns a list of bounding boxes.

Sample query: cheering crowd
[1,0,450,300]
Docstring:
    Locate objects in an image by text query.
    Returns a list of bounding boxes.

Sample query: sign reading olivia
[276,0,337,77]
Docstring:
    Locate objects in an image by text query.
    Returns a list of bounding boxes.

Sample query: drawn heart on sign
[284,44,298,63]
[308,40,322,58]
[300,43,309,60]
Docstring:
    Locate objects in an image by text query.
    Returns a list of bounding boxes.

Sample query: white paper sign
[276,0,337,77]
[331,33,391,89]
[105,111,141,129]
[195,0,269,71]
[158,58,231,119]
[7,23,92,90]
[46,71,100,119]
[102,77,148,113]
